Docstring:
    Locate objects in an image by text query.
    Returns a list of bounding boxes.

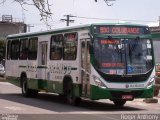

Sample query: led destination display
[93,25,150,35]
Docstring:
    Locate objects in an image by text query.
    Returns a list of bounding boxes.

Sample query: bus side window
[20,38,28,60]
[50,34,63,60]
[11,39,20,60]
[63,33,77,60]
[28,37,38,60]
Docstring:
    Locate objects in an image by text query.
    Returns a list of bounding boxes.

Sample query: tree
[95,0,116,6]
[0,0,52,28]
[0,0,116,28]
[0,39,6,61]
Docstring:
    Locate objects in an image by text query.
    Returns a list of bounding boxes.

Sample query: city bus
[5,23,155,106]
[152,32,160,96]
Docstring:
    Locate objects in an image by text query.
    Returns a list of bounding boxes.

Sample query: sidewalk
[131,96,160,104]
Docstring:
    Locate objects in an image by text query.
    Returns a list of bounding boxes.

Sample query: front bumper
[90,85,154,100]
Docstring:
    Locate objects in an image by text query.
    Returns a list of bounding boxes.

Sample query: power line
[28,16,159,27]
[75,16,158,23]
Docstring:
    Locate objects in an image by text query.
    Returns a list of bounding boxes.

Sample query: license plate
[122,95,133,100]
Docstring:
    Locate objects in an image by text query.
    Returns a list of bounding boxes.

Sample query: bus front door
[37,41,48,90]
[81,40,91,97]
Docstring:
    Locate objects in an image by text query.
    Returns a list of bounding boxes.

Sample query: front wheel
[112,99,126,107]
[64,81,81,106]
[21,77,38,97]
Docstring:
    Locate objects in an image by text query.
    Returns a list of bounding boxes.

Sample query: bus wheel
[64,81,81,106]
[113,99,126,107]
[154,89,159,96]
[21,77,38,97]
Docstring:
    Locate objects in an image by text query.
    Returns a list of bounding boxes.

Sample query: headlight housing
[93,75,106,88]
[146,77,155,88]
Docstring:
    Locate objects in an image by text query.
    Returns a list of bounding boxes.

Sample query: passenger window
[50,34,63,60]
[11,39,20,60]
[28,38,38,60]
[19,38,28,60]
[63,33,78,60]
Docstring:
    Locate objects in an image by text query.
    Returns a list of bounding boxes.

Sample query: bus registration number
[122,95,133,100]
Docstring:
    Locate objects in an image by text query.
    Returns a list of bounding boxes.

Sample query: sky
[0,0,159,32]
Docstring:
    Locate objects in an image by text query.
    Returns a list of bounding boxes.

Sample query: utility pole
[27,24,34,32]
[61,15,76,26]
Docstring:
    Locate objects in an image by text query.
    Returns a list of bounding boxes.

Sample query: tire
[154,89,159,96]
[21,77,38,97]
[113,99,126,107]
[64,80,81,106]
[73,97,81,106]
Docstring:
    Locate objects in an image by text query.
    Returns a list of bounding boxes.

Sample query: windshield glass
[93,38,153,75]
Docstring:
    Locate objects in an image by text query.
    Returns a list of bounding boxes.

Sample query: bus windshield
[93,38,153,75]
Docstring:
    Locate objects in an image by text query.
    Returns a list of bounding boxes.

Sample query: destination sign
[93,25,150,35]
[100,39,120,44]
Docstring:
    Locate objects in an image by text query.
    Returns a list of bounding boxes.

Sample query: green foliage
[0,39,6,60]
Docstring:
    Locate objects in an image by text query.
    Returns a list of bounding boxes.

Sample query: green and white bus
[151,32,160,96]
[6,23,155,106]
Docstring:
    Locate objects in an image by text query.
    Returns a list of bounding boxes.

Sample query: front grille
[96,68,153,83]
[110,90,144,98]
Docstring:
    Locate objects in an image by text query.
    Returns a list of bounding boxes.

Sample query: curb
[0,77,6,82]
[143,98,158,103]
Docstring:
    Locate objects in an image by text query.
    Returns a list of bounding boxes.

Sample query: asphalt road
[0,82,160,120]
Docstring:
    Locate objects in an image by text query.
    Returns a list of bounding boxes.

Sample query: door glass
[41,43,47,65]
[86,41,90,96]
[81,41,85,68]
[81,41,86,95]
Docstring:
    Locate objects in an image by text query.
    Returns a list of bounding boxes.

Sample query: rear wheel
[21,77,38,97]
[113,99,126,107]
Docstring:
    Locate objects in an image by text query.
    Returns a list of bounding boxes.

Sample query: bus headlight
[93,75,106,88]
[146,77,155,88]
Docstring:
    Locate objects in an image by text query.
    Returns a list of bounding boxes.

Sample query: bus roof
[7,23,149,39]
[7,24,91,39]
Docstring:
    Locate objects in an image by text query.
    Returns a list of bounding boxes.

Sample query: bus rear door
[37,41,48,90]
